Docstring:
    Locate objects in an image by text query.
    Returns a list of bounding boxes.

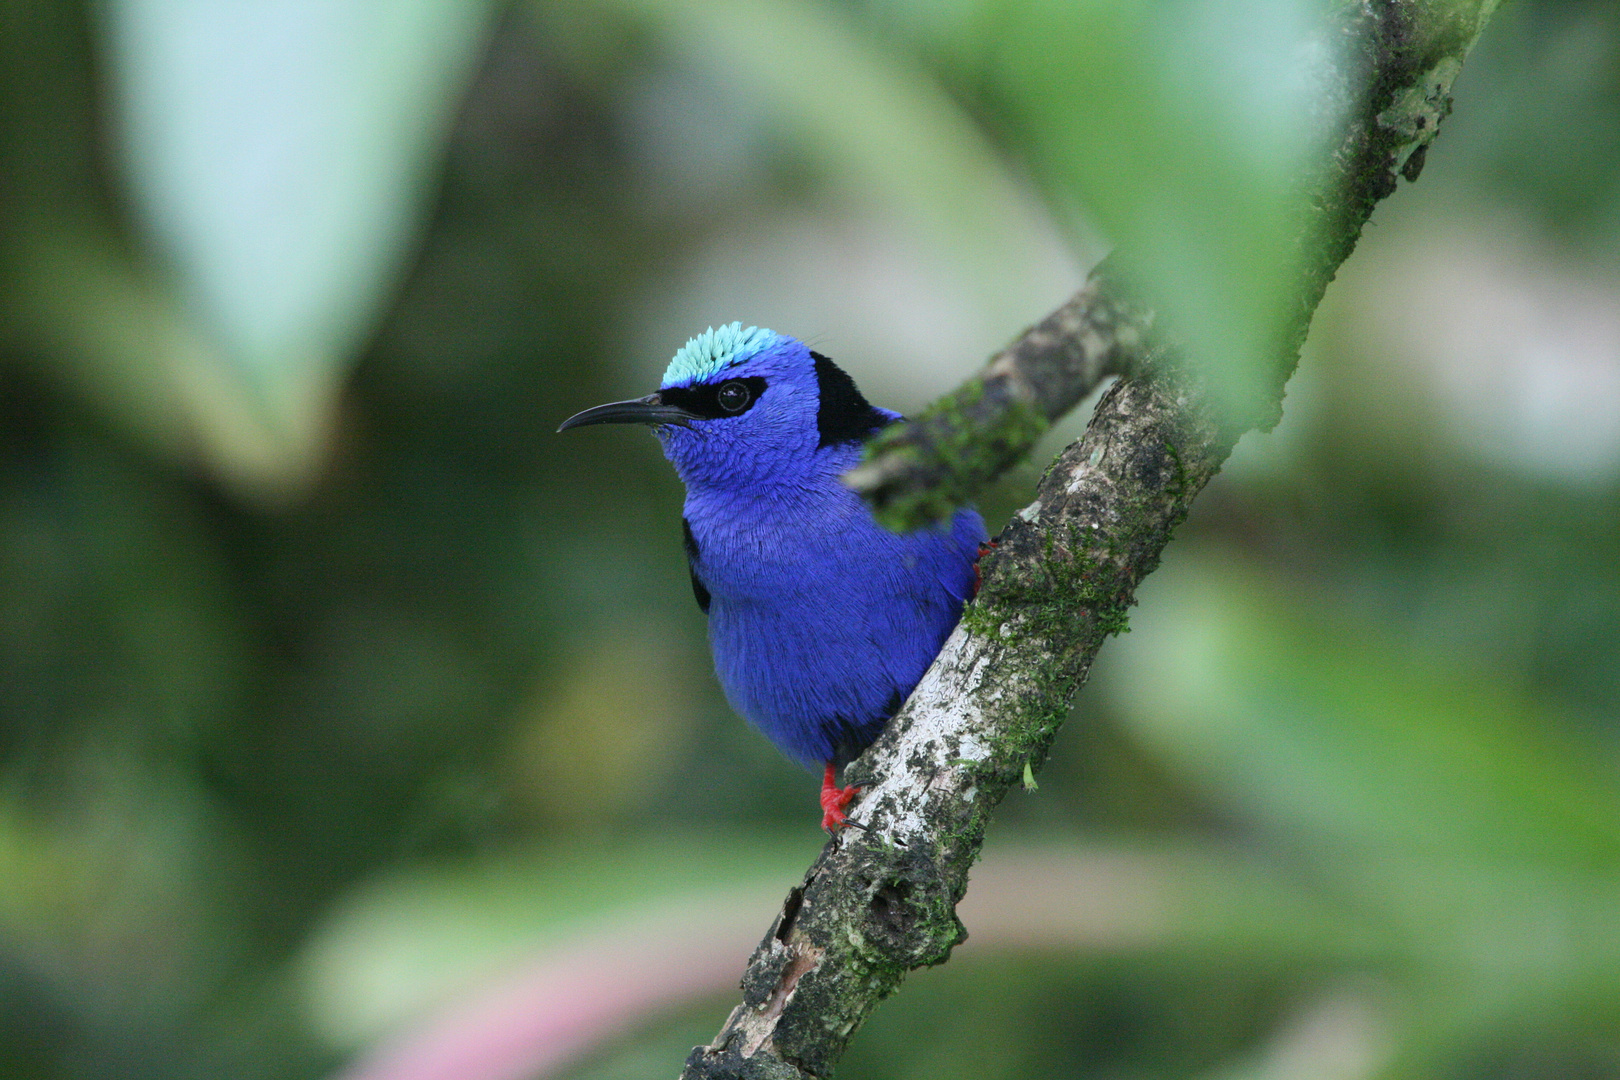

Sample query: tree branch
[681,3,1500,1077]
[841,261,1158,531]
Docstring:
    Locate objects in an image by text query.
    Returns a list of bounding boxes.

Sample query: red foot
[972,539,1000,598]
[819,763,860,832]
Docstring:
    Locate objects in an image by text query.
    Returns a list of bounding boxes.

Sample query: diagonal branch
[681,3,1500,1078]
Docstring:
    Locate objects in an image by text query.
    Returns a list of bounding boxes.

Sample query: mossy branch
[842,264,1159,532]
[680,3,1500,1078]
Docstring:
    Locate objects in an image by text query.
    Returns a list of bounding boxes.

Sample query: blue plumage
[560,324,986,826]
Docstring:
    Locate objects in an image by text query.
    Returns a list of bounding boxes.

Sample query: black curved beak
[557,393,695,433]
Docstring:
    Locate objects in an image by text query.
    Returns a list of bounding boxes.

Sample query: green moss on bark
[863,381,1048,532]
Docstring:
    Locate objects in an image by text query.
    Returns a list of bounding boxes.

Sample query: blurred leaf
[4,215,338,495]
[986,0,1337,417]
[1112,556,1620,865]
[98,0,497,497]
[297,833,822,1048]
[1104,554,1620,1030]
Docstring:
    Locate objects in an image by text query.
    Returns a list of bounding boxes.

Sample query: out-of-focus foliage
[102,0,498,496]
[1,0,1618,1079]
[990,0,1344,418]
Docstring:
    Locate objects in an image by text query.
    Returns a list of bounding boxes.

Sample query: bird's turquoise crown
[663,322,783,388]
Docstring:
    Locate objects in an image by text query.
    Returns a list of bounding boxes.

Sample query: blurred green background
[3,1,1619,1078]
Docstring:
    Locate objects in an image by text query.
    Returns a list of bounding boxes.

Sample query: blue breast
[682,443,985,768]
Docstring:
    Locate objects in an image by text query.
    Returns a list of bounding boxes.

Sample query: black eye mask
[658,376,768,420]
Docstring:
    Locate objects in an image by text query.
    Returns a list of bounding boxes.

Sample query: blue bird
[560,324,986,829]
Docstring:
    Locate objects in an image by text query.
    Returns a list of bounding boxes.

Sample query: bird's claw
[820,764,862,832]
[820,783,861,832]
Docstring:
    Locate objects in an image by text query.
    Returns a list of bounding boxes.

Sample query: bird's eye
[716,381,752,412]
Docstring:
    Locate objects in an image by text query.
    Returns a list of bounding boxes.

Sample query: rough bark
[681,3,1500,1077]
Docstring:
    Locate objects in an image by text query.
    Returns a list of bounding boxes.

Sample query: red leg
[819,763,860,832]
[972,539,1000,598]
